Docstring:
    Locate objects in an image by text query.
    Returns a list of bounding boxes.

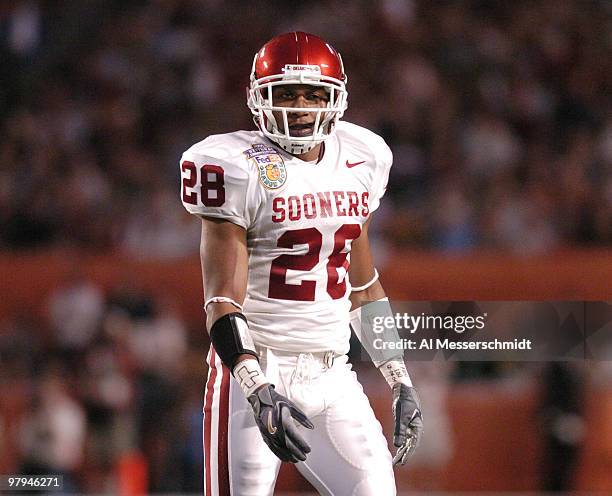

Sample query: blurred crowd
[0,0,610,256]
[1,267,206,492]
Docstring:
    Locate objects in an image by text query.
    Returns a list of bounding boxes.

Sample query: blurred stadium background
[0,0,610,494]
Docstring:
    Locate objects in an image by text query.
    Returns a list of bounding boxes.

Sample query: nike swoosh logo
[267,412,277,434]
[346,160,365,168]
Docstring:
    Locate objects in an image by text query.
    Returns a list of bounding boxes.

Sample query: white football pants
[203,346,396,495]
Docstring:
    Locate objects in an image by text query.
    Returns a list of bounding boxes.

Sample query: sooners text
[272,191,369,223]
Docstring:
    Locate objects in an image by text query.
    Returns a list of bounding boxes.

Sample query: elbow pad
[210,312,258,369]
[349,297,404,367]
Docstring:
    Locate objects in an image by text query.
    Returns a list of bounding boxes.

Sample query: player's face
[271,85,330,137]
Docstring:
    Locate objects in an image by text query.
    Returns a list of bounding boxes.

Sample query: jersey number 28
[182,161,225,207]
[269,225,361,301]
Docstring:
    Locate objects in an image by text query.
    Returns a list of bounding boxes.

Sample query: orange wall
[1,248,610,325]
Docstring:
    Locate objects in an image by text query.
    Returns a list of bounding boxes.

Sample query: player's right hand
[247,384,314,463]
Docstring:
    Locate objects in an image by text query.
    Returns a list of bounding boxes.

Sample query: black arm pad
[209,312,258,369]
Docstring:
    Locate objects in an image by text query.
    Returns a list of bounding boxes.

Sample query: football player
[180,32,423,495]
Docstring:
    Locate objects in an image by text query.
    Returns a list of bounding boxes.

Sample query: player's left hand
[391,383,423,465]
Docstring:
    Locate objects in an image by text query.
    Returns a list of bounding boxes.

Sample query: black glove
[247,384,314,463]
[392,383,423,465]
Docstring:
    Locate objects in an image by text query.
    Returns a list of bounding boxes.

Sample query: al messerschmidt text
[373,338,532,351]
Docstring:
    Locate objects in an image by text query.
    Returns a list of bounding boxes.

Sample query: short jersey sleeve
[368,139,393,214]
[179,149,256,230]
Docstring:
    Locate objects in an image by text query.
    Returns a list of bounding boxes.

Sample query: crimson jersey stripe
[203,347,231,496]
[203,348,218,495]
[217,363,231,495]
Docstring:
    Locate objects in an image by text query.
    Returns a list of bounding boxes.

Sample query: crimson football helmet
[247,32,348,155]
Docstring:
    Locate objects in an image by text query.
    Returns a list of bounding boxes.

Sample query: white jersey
[180,121,392,354]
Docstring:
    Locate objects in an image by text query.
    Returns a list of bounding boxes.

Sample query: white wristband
[379,359,413,388]
[204,296,243,313]
[232,358,269,397]
[351,269,379,292]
